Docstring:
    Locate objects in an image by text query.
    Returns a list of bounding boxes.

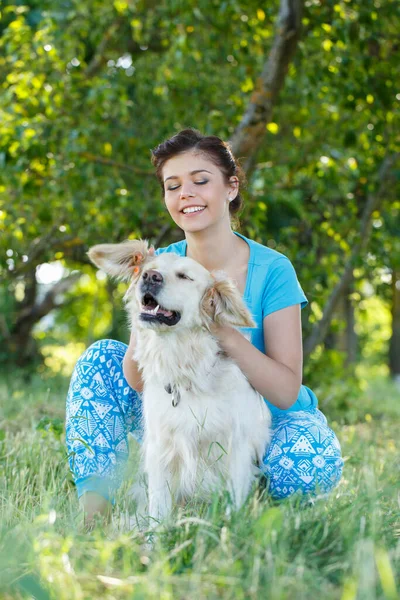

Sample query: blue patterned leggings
[65,339,344,503]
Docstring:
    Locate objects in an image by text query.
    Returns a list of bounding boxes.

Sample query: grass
[0,370,399,599]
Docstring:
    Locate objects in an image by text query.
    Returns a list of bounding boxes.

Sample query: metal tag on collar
[171,388,181,407]
[165,384,181,407]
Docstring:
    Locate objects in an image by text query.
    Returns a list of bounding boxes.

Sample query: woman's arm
[122,330,144,393]
[213,304,303,410]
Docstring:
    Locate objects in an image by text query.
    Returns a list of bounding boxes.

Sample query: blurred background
[0,0,399,421]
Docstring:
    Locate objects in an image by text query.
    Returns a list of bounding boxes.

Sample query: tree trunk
[230,0,303,171]
[334,274,357,366]
[106,279,129,344]
[6,273,81,367]
[389,267,400,380]
[345,274,357,366]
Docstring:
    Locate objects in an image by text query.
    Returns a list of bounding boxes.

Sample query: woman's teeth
[182,206,205,214]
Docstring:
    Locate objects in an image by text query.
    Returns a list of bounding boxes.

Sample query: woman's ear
[201,272,255,328]
[228,175,239,200]
[87,239,151,281]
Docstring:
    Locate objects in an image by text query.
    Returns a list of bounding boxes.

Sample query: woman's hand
[210,323,237,353]
[210,305,303,410]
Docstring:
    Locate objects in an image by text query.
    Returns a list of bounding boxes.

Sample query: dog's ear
[87,240,152,281]
[201,272,255,328]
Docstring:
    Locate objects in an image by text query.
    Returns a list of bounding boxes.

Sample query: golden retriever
[88,240,271,522]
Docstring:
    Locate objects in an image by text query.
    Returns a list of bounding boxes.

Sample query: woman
[66,128,343,522]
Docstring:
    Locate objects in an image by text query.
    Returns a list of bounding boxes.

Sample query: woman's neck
[185,224,243,272]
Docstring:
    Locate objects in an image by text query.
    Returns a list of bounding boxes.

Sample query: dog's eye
[177,272,192,281]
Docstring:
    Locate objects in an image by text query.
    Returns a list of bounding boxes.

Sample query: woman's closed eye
[167,180,208,191]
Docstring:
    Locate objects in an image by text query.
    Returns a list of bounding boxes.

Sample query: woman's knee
[265,456,344,500]
[75,339,128,370]
[262,412,344,500]
[67,338,136,415]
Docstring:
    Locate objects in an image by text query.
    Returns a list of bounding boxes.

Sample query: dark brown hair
[151,128,245,217]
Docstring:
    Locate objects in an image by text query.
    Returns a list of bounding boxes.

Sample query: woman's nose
[180,183,195,198]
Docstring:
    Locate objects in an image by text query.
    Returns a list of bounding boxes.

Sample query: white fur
[88,241,271,522]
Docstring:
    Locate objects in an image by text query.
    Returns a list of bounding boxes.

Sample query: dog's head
[88,240,255,331]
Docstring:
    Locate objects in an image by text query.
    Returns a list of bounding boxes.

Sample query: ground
[0,372,399,599]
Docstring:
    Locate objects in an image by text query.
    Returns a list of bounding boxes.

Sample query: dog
[88,239,271,523]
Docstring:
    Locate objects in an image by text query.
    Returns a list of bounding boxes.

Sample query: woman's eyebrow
[164,169,212,183]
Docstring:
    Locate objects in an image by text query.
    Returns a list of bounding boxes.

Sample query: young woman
[66,129,343,522]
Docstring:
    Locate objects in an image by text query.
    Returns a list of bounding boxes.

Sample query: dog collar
[164,383,181,407]
[164,354,221,407]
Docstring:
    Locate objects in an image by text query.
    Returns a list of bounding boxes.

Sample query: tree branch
[84,12,169,79]
[79,152,154,175]
[230,0,303,172]
[303,153,400,358]
[84,18,124,78]
[13,272,82,333]
[0,315,10,340]
[11,231,85,278]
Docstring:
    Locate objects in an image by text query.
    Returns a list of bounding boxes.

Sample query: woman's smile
[181,205,207,216]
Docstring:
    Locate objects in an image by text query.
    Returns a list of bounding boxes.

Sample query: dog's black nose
[142,269,163,284]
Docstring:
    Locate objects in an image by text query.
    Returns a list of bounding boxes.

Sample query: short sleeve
[154,246,170,256]
[154,240,186,257]
[262,257,308,318]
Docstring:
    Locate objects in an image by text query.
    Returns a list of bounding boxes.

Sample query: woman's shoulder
[239,233,308,311]
[155,239,186,257]
[236,232,291,267]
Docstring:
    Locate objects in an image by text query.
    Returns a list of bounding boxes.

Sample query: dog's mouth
[140,293,181,326]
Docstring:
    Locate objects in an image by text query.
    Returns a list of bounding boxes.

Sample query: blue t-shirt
[155,232,318,416]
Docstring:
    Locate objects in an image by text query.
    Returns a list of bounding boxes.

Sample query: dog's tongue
[157,307,173,317]
[141,303,174,317]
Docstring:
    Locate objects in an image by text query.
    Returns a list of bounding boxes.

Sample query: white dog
[88,240,271,522]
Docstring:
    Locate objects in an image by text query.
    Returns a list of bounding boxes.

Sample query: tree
[1,0,399,374]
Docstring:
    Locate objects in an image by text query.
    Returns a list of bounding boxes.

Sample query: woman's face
[161,150,238,233]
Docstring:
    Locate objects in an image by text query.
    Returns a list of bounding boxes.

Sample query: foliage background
[1,0,399,408]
